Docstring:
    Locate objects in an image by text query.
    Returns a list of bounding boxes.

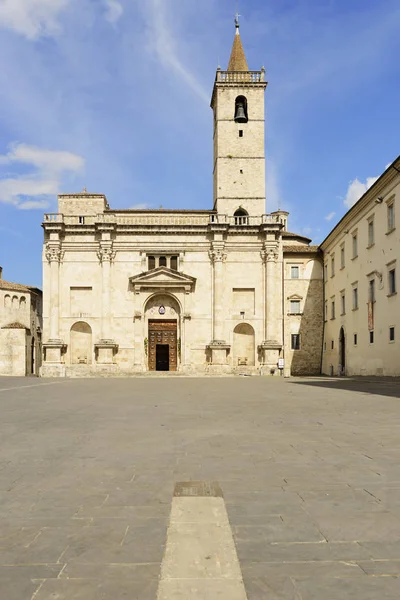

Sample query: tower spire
[228,15,249,71]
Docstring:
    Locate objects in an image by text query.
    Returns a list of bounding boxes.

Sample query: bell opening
[234,95,248,123]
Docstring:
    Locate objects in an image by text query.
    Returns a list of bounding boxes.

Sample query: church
[40,21,323,378]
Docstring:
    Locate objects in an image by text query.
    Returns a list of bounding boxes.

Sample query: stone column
[208,246,230,366]
[260,244,282,374]
[95,244,118,365]
[41,243,66,376]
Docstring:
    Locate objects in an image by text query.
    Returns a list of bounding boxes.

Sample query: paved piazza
[1,376,400,599]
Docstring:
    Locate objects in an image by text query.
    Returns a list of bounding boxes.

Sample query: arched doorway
[144,294,181,372]
[233,323,255,367]
[339,327,345,376]
[31,337,35,375]
[70,322,92,365]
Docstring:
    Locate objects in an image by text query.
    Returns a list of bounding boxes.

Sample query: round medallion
[159,305,166,315]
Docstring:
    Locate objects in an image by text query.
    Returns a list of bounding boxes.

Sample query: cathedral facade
[40,24,323,378]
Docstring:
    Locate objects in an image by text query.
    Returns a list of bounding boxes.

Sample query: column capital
[45,244,64,263]
[97,244,116,263]
[209,245,227,264]
[261,245,279,264]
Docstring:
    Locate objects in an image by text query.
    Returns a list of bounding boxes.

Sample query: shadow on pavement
[291,376,400,399]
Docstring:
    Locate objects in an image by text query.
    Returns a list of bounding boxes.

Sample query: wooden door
[148,321,177,371]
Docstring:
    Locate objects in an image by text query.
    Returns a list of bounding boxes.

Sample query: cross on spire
[235,12,241,32]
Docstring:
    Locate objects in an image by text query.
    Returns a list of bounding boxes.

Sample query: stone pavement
[0,376,400,599]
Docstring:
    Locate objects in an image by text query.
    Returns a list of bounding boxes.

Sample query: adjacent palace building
[38,22,399,378]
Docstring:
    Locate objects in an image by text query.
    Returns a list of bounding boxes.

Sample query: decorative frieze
[209,247,227,263]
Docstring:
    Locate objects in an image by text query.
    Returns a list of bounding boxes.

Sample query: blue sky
[0,0,399,287]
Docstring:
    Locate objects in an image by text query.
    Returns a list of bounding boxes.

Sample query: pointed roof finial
[235,12,240,33]
[228,14,249,71]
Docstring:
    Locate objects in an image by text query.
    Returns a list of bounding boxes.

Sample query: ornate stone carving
[261,246,279,264]
[97,245,116,263]
[209,248,227,263]
[45,245,64,263]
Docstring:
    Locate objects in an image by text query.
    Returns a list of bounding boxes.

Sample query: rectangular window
[331,299,335,319]
[352,233,358,258]
[354,333,358,346]
[78,216,85,224]
[331,255,335,277]
[291,334,301,350]
[239,130,243,138]
[148,256,156,270]
[387,202,395,232]
[370,330,374,344]
[290,300,301,314]
[291,265,300,279]
[324,264,328,281]
[341,293,346,315]
[331,340,334,350]
[340,245,345,269]
[368,218,375,247]
[352,286,359,310]
[324,301,328,322]
[389,327,395,342]
[159,256,167,267]
[369,279,376,303]
[170,256,178,271]
[388,268,396,295]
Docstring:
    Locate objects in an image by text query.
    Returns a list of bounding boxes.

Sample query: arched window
[234,96,248,123]
[159,256,167,267]
[234,208,249,225]
[4,294,11,309]
[148,256,156,270]
[20,296,26,310]
[12,295,19,310]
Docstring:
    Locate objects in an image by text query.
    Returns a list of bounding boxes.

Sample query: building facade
[0,267,42,376]
[40,23,323,378]
[321,157,400,377]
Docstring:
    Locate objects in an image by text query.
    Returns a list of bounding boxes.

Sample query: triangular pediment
[130,267,196,293]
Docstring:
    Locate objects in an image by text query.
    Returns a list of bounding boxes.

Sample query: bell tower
[211,18,267,217]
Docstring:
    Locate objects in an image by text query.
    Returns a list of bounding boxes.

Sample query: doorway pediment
[130,267,196,294]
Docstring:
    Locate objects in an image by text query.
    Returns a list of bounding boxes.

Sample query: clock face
[159,305,166,315]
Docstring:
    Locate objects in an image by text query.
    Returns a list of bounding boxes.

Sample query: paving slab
[1,376,400,599]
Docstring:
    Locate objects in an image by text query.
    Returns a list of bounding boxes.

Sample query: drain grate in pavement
[174,481,223,497]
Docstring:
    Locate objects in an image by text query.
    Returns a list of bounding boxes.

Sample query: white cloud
[104,0,123,24]
[130,203,151,209]
[0,143,84,172]
[0,143,84,209]
[344,176,378,208]
[144,0,209,103]
[325,211,336,221]
[0,0,70,39]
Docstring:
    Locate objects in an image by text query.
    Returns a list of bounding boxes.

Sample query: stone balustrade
[215,70,265,83]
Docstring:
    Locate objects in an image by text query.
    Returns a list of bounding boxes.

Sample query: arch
[339,327,345,376]
[233,323,255,367]
[12,295,19,309]
[4,294,11,309]
[234,95,248,123]
[20,296,26,310]
[70,321,92,365]
[234,207,249,225]
[143,292,182,318]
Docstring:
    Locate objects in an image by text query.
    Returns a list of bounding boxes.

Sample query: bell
[235,101,247,123]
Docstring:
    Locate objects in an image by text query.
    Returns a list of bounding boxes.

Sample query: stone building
[0,267,42,376]
[40,22,323,378]
[321,156,400,377]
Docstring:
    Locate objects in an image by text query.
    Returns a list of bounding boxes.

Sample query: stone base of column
[95,340,119,364]
[40,340,67,377]
[259,341,282,376]
[207,341,231,366]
